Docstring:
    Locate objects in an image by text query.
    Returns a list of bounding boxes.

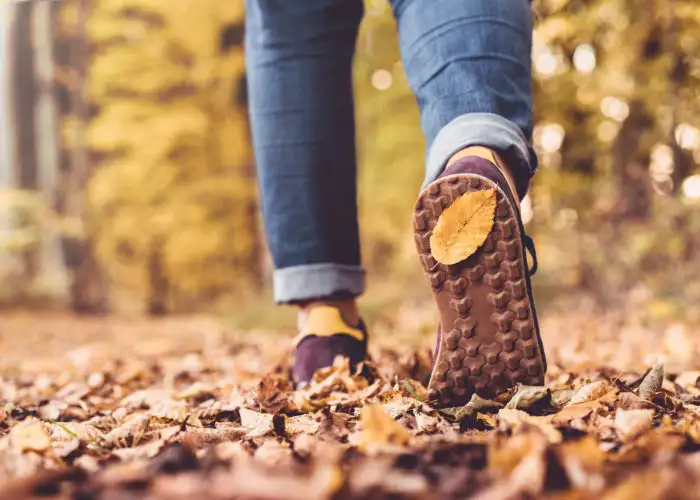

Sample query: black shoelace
[523,235,538,276]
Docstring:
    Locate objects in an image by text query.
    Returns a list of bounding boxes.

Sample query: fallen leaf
[497,409,561,443]
[429,188,497,265]
[285,414,321,437]
[381,396,417,418]
[441,393,503,421]
[112,439,167,461]
[638,362,664,400]
[486,432,548,498]
[551,389,574,408]
[569,381,611,405]
[489,431,548,475]
[618,392,660,411]
[149,398,189,422]
[239,408,274,438]
[401,379,427,402]
[360,404,411,451]
[413,410,439,433]
[615,409,653,443]
[505,385,551,412]
[102,414,150,448]
[674,371,700,389]
[9,419,51,453]
[557,436,606,491]
[180,423,245,448]
[509,445,547,494]
[254,440,291,466]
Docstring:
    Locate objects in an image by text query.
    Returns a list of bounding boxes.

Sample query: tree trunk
[9,0,40,279]
[611,99,653,221]
[0,2,14,207]
[33,0,68,295]
[146,240,169,316]
[56,0,109,314]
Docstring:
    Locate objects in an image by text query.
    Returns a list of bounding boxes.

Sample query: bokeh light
[371,69,392,90]
[573,44,596,73]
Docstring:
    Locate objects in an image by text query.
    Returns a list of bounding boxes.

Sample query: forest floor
[1,305,700,499]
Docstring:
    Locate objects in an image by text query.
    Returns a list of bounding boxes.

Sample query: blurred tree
[73,0,258,313]
[2,0,699,319]
[55,0,109,313]
[9,1,39,280]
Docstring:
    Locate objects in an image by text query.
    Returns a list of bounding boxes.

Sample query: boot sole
[414,174,546,407]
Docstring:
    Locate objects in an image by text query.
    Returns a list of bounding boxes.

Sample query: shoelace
[523,235,538,276]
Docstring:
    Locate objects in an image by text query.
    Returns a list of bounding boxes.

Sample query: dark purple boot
[414,147,546,407]
[292,306,368,385]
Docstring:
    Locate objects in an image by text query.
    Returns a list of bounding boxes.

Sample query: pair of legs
[245,0,545,402]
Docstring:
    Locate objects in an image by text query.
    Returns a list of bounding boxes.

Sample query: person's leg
[391,0,535,196]
[245,0,367,383]
[391,0,546,405]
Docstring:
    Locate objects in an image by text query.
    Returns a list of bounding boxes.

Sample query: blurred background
[2,0,700,333]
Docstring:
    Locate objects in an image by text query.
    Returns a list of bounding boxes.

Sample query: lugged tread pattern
[414,174,546,407]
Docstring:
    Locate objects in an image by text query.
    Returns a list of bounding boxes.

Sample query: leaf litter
[1,317,700,499]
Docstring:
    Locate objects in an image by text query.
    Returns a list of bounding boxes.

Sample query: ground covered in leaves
[1,310,700,499]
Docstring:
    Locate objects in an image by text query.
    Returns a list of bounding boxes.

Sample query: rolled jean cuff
[273,263,366,304]
[424,113,537,196]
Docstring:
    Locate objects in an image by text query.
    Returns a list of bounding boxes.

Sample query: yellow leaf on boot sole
[429,187,497,265]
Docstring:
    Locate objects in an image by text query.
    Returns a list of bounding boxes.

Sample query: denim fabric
[245,0,535,303]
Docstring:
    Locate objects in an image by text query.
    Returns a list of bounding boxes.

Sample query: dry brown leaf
[505,385,551,411]
[121,389,172,410]
[552,404,595,425]
[359,404,411,451]
[674,371,700,388]
[112,439,167,461]
[638,362,664,400]
[148,398,190,422]
[6,314,700,498]
[102,413,150,448]
[618,392,660,411]
[485,432,548,498]
[9,419,51,453]
[413,410,439,434]
[285,414,321,437]
[441,393,503,421]
[568,381,611,405]
[180,423,245,449]
[615,409,654,443]
[489,431,548,475]
[497,409,561,443]
[557,436,606,491]
[381,396,421,419]
[508,446,547,495]
[239,408,274,438]
[254,440,292,466]
[429,188,497,265]
[401,379,428,402]
[551,389,574,408]
[602,468,676,500]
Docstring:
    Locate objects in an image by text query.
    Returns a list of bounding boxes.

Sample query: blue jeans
[245,0,535,303]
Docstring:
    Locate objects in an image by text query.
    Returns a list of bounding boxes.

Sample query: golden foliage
[429,188,497,265]
[64,0,257,304]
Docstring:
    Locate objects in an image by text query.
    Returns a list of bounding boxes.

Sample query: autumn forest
[2,1,700,498]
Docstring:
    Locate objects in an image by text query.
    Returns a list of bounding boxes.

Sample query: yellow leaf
[429,188,497,265]
[360,404,411,451]
[10,419,51,453]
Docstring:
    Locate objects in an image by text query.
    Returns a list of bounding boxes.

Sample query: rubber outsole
[414,174,546,407]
